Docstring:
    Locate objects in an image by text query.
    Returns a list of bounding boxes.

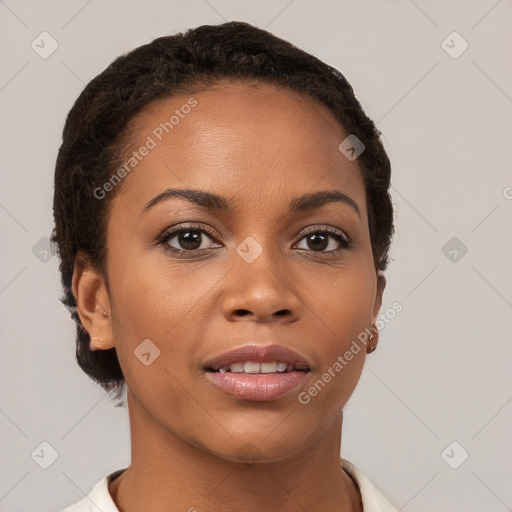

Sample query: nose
[221,246,302,324]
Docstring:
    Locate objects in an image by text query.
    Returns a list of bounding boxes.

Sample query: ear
[72,252,115,351]
[371,270,387,325]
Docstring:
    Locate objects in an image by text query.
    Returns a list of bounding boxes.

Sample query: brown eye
[295,227,350,253]
[169,229,207,251]
[157,224,221,253]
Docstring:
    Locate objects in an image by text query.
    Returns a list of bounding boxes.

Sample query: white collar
[341,458,397,512]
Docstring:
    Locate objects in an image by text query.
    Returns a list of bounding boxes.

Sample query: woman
[53,21,396,511]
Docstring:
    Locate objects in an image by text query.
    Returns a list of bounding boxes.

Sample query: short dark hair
[51,21,394,402]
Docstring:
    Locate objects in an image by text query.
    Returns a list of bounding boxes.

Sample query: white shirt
[59,458,397,511]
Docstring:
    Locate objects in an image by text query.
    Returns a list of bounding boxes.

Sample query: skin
[73,81,386,511]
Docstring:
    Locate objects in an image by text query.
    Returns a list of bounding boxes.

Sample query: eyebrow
[142,188,361,219]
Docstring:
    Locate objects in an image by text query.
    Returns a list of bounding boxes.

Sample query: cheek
[305,259,375,340]
[105,255,238,452]
[300,353,365,416]
[106,252,224,388]
[298,305,368,417]
[108,247,217,335]
[297,263,373,407]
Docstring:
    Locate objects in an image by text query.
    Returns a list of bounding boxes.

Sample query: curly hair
[51,21,394,403]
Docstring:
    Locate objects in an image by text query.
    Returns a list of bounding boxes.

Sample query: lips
[203,343,311,372]
[203,343,311,401]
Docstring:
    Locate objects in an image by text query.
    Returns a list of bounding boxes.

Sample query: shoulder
[57,469,125,512]
[341,458,398,512]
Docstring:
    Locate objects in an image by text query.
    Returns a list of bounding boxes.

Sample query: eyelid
[298,224,350,242]
[156,222,220,245]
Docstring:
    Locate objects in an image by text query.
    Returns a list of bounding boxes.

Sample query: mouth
[203,343,311,401]
[206,361,310,374]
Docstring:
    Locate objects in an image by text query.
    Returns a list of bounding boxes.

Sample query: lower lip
[205,371,308,401]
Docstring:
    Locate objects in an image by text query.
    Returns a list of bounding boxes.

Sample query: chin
[202,427,312,465]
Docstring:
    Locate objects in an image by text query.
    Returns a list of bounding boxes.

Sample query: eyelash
[155,223,352,257]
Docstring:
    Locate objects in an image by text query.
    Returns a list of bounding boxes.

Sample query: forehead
[112,81,366,220]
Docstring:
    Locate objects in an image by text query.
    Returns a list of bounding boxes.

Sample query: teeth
[244,362,260,373]
[260,362,277,373]
[230,363,244,373]
[217,361,298,373]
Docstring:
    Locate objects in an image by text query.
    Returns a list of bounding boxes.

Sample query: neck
[109,390,362,512]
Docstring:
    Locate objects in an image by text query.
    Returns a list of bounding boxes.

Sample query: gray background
[1,1,511,511]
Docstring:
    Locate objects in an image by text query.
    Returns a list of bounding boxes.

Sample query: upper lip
[204,343,311,371]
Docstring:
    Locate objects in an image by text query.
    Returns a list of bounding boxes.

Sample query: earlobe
[72,253,115,350]
[366,271,386,355]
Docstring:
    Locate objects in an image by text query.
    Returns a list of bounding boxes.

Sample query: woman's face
[97,82,385,461]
